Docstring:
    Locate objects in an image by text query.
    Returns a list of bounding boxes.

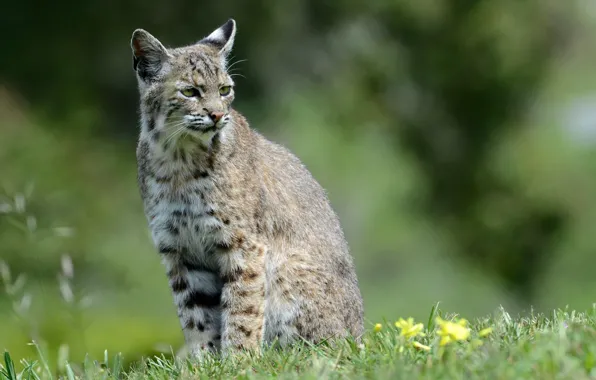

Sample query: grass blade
[65,362,76,380]
[3,352,17,380]
[31,341,53,380]
[427,302,440,333]
[111,353,123,380]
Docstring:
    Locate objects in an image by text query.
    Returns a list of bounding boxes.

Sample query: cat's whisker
[164,129,186,146]
[163,121,187,129]
[163,124,188,145]
[163,127,187,141]
[226,58,248,71]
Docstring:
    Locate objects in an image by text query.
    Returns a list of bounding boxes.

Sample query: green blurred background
[1,0,596,367]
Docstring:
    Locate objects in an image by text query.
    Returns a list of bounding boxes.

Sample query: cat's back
[244,123,364,337]
[250,126,347,251]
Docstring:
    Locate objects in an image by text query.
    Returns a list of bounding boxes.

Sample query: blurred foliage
[1,0,596,369]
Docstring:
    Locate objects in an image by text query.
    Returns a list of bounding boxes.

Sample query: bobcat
[130,19,364,356]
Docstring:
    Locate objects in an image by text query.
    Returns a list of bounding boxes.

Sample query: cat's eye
[180,88,199,97]
[219,86,232,96]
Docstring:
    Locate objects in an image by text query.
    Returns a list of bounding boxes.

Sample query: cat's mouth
[187,123,218,133]
[183,115,225,134]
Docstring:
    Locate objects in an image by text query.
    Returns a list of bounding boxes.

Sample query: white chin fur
[196,130,217,144]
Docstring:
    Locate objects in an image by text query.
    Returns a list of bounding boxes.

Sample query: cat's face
[131,19,236,143]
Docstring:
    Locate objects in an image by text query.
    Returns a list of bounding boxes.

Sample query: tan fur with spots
[131,19,364,356]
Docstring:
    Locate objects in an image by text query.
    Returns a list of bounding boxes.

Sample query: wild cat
[130,19,364,356]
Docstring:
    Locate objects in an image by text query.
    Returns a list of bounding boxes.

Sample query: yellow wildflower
[471,339,484,348]
[374,323,383,332]
[412,341,431,351]
[395,318,426,339]
[436,317,470,346]
[479,327,493,337]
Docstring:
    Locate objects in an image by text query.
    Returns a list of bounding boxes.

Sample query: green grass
[2,306,596,379]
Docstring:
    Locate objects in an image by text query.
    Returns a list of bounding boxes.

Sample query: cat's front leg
[162,253,223,357]
[216,232,266,352]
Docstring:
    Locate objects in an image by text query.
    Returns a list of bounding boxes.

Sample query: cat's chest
[144,178,225,256]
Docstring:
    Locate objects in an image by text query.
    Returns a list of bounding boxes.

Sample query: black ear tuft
[199,19,237,57]
[219,19,236,44]
[131,29,169,81]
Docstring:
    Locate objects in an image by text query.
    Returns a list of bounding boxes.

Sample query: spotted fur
[131,19,364,356]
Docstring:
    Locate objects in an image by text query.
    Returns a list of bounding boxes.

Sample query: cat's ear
[131,29,169,81]
[199,19,236,57]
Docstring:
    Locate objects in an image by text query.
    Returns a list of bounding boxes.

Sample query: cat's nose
[209,112,224,123]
